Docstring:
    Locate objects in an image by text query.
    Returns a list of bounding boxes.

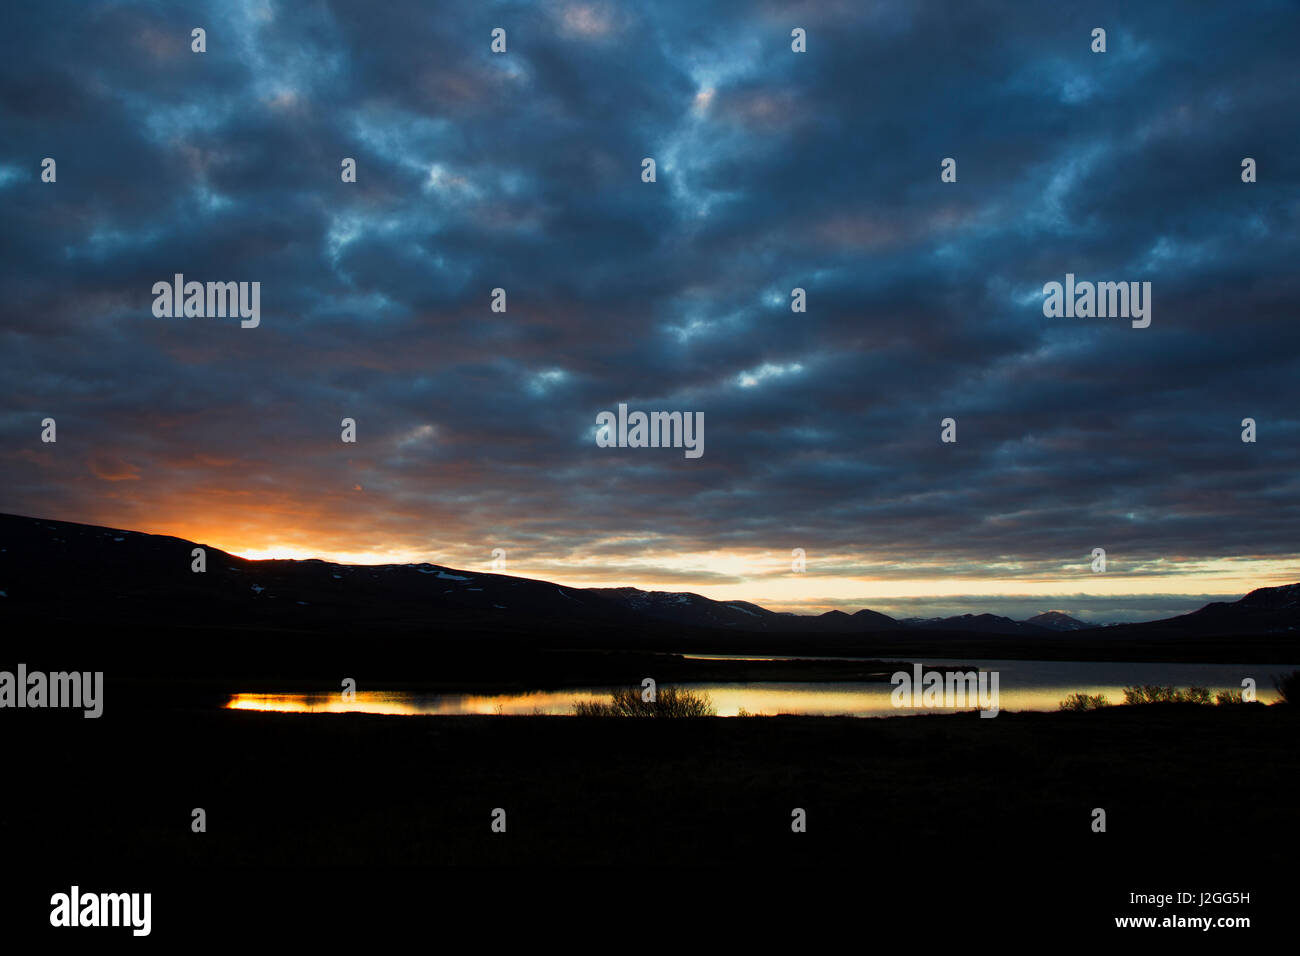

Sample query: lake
[224,657,1296,716]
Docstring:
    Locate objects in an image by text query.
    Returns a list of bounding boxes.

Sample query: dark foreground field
[10,703,1298,867]
[5,697,1296,938]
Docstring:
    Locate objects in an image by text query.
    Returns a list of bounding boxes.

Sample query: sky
[1,0,1298,622]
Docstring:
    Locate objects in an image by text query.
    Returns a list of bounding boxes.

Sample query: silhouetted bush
[1273,670,1300,705]
[1121,685,1218,705]
[1059,693,1111,711]
[1214,689,1244,705]
[1123,685,1176,704]
[573,686,716,717]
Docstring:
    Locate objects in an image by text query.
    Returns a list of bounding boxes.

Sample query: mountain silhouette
[1025,611,1091,631]
[2,513,1296,648]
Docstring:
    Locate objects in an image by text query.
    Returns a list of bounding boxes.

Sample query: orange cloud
[88,454,141,481]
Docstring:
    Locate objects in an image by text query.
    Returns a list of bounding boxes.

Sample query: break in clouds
[1,0,1298,618]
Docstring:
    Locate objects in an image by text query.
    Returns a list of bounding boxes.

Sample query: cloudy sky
[2,0,1298,621]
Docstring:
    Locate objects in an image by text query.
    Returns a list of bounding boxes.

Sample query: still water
[225,658,1295,717]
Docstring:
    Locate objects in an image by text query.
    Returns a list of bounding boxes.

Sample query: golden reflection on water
[225,689,613,716]
[225,678,1284,717]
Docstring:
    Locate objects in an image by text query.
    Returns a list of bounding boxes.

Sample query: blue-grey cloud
[1,0,1298,614]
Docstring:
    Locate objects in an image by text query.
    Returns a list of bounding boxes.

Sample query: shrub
[573,686,716,717]
[1273,670,1300,705]
[1123,684,1178,705]
[1121,685,1217,706]
[1214,689,1244,706]
[1059,693,1111,711]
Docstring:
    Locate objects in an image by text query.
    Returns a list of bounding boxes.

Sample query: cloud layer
[2,1,1298,618]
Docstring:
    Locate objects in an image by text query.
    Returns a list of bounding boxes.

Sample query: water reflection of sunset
[225,689,617,717]
[225,669,1287,718]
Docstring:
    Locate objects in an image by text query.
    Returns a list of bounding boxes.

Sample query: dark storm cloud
[1,0,1298,610]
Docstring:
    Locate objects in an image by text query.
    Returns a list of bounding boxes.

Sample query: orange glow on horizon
[52,507,1298,614]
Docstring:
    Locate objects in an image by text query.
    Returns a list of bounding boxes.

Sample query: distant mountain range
[591,591,1090,635]
[1025,610,1093,631]
[1,512,1296,642]
[895,611,1089,635]
[590,587,905,632]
